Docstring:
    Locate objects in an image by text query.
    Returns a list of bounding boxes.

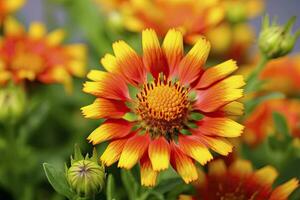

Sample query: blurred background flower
[0,0,25,25]
[0,17,86,91]
[181,159,299,200]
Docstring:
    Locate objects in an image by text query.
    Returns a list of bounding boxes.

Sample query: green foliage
[43,163,75,199]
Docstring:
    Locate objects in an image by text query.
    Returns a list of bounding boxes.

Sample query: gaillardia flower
[0,17,86,90]
[96,0,224,44]
[188,159,299,200]
[82,29,245,186]
[244,99,300,146]
[0,0,25,24]
[260,54,300,95]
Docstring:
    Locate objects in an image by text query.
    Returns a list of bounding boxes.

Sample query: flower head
[82,29,245,186]
[191,159,299,200]
[96,0,225,44]
[0,0,25,24]
[244,99,300,146]
[66,145,105,197]
[260,54,300,95]
[0,18,87,91]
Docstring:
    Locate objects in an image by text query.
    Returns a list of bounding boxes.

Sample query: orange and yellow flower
[0,0,25,24]
[0,18,87,90]
[82,29,245,186]
[96,0,225,44]
[244,99,300,146]
[260,54,300,95]
[184,159,299,200]
[97,0,264,62]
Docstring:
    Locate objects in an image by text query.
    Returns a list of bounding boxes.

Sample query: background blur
[20,0,300,52]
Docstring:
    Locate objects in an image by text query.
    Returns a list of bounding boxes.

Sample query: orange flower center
[10,51,45,80]
[136,77,190,136]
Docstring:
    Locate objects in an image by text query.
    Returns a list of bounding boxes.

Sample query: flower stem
[245,55,269,93]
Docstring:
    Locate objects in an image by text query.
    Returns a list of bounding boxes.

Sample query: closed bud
[66,145,105,198]
[0,84,26,122]
[259,15,300,59]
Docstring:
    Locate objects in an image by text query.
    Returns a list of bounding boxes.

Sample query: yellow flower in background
[207,0,265,62]
[0,0,25,24]
[96,0,224,43]
[0,17,87,91]
[244,99,300,146]
[181,159,299,200]
[82,29,245,186]
[206,22,255,62]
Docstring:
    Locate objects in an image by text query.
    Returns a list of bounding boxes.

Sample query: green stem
[4,123,21,199]
[245,55,269,93]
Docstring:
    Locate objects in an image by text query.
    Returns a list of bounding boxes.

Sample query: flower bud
[0,84,26,122]
[259,16,300,59]
[66,145,105,197]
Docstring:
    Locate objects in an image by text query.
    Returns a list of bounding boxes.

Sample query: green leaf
[272,112,291,143]
[121,169,139,200]
[43,163,75,199]
[154,177,183,194]
[106,174,117,200]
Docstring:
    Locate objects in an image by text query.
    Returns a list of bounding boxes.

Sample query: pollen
[136,76,190,136]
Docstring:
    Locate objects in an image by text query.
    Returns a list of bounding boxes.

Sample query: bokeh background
[20,0,300,52]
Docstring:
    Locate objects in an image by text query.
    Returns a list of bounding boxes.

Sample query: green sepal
[189,112,204,121]
[123,112,138,122]
[73,144,84,162]
[180,129,192,135]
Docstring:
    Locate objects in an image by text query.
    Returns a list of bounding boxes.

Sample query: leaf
[154,178,183,194]
[272,112,292,143]
[43,163,75,199]
[146,191,164,200]
[106,174,117,200]
[245,92,285,116]
[121,169,139,200]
